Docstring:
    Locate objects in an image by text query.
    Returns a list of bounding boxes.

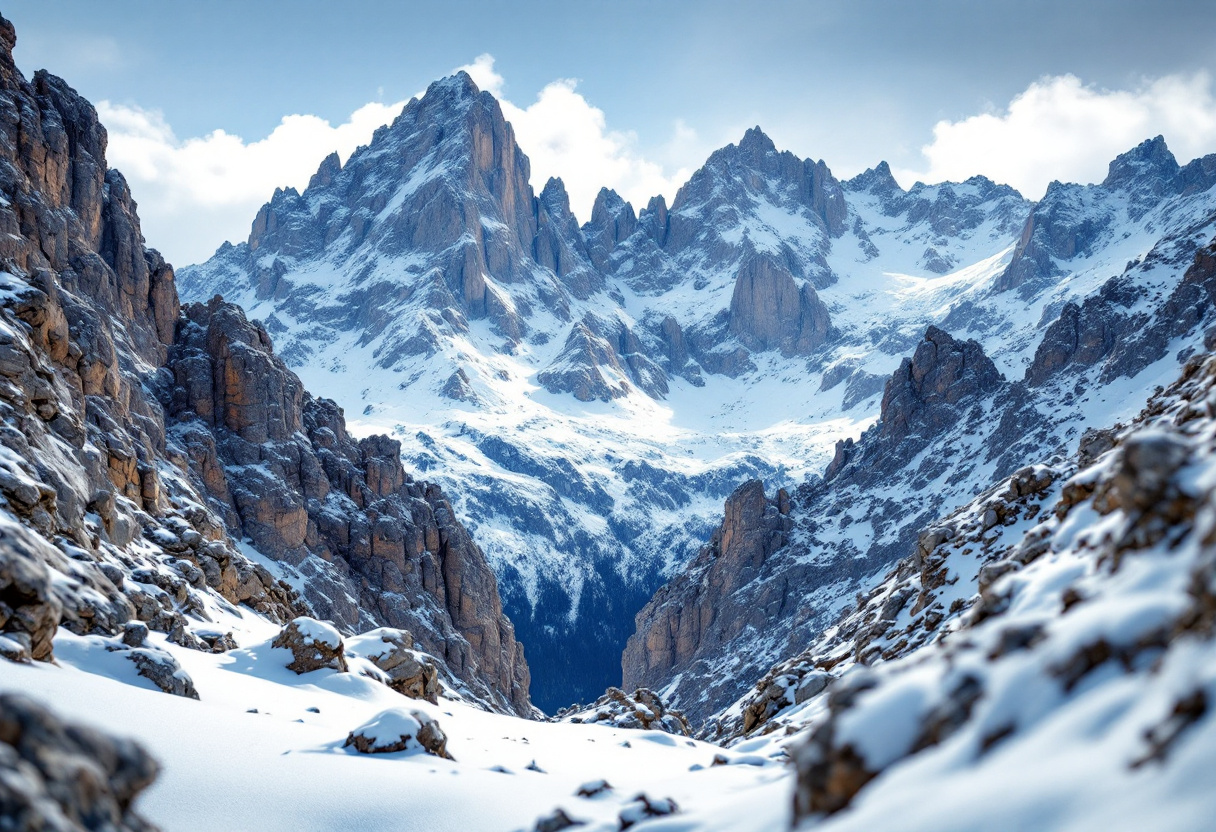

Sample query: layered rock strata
[0,14,530,716]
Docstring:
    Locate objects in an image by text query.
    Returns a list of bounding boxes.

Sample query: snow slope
[0,609,790,832]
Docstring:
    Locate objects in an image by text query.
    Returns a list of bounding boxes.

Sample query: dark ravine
[0,14,530,716]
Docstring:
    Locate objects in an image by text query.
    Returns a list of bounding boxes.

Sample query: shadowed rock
[0,693,161,831]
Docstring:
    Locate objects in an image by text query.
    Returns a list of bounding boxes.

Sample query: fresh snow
[0,619,791,832]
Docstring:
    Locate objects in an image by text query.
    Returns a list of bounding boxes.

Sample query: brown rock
[344,709,453,759]
[728,256,831,356]
[272,617,349,674]
[0,693,162,832]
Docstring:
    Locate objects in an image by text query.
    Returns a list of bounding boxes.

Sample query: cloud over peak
[895,72,1216,197]
[99,54,692,266]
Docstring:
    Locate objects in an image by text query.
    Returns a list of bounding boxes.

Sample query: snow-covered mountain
[4,12,1216,832]
[180,68,1216,712]
[627,150,1216,723]
[0,19,529,717]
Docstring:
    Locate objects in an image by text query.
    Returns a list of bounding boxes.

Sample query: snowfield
[0,613,790,832]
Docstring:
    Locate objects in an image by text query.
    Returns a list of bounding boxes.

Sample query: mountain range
[182,71,1216,714]
[3,12,1216,830]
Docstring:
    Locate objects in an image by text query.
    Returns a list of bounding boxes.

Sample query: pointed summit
[845,161,902,197]
[588,188,636,240]
[737,125,777,157]
[308,151,342,191]
[1102,135,1179,191]
[540,176,573,218]
[583,187,638,268]
[431,69,482,98]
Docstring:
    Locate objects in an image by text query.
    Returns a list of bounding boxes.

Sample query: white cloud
[895,72,1216,198]
[98,98,409,265]
[457,54,690,221]
[99,54,693,267]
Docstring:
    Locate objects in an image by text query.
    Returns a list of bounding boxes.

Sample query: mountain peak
[844,161,902,196]
[591,187,629,219]
[738,125,777,156]
[307,151,342,191]
[585,187,638,254]
[1102,134,1179,191]
[540,176,573,216]
[433,69,482,98]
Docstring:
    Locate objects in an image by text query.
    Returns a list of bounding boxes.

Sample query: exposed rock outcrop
[344,709,452,758]
[790,349,1216,822]
[622,479,791,716]
[1026,236,1216,387]
[163,296,531,715]
[996,136,1216,294]
[623,328,1012,725]
[0,13,530,717]
[0,693,161,832]
[618,794,679,829]
[552,687,692,736]
[273,617,348,674]
[349,627,442,703]
[875,325,1004,444]
[126,647,200,699]
[538,314,667,401]
[728,255,832,356]
[583,188,637,271]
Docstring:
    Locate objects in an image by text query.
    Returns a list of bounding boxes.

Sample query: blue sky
[6,0,1216,265]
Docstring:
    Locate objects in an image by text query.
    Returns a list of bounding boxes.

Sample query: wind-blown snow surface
[0,611,790,832]
[180,72,1216,710]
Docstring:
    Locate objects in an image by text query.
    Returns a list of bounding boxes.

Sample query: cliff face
[164,298,530,712]
[995,136,1216,295]
[784,349,1216,824]
[0,15,530,716]
[627,198,1216,729]
[622,480,792,693]
[621,327,1009,722]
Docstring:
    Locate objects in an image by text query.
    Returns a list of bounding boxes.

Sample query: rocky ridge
[0,15,529,715]
[551,686,692,736]
[626,220,1216,726]
[778,343,1216,826]
[181,59,1216,713]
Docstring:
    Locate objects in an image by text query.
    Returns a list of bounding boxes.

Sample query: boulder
[618,794,679,829]
[0,694,161,832]
[273,617,348,674]
[553,687,691,736]
[0,523,62,662]
[344,709,452,759]
[533,808,584,832]
[127,648,200,699]
[349,628,442,703]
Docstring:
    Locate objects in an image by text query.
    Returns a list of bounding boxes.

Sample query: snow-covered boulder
[553,687,691,736]
[126,647,200,700]
[531,808,583,831]
[618,794,679,828]
[347,628,442,703]
[344,709,452,759]
[273,617,348,674]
